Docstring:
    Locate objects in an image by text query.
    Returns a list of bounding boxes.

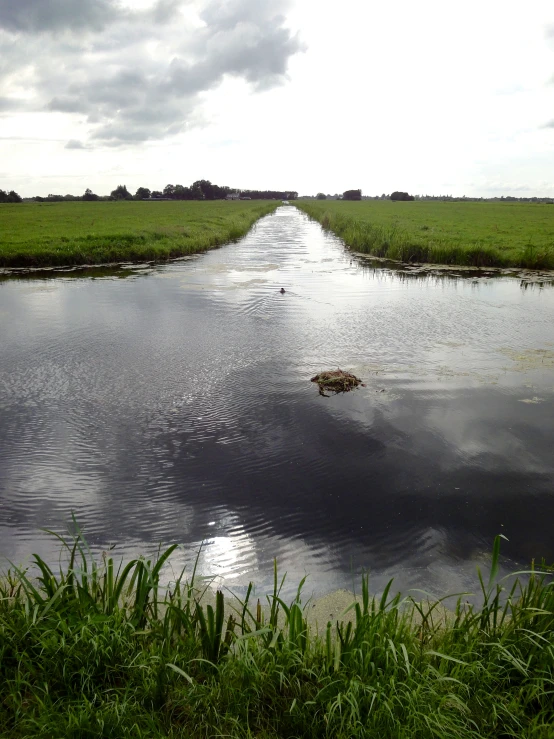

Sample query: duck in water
[280,288,286,294]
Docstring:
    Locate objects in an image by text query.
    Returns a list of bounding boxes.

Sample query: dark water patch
[1,207,553,598]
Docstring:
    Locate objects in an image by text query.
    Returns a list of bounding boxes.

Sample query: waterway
[1,206,553,598]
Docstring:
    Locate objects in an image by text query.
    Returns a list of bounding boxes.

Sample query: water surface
[1,207,553,597]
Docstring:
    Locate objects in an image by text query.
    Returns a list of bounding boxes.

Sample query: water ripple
[1,207,553,596]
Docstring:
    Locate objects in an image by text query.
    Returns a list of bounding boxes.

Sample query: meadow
[0,200,279,268]
[1,532,553,738]
[296,200,554,269]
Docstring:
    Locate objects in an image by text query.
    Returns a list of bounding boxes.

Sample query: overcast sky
[1,0,554,197]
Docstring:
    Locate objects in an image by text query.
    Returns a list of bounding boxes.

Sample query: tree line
[29,180,298,203]
[312,191,554,203]
[315,189,362,201]
[0,189,22,203]
[7,183,552,205]
[315,190,413,201]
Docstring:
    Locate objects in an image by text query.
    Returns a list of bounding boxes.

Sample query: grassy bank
[0,200,279,268]
[296,200,554,269]
[1,533,554,737]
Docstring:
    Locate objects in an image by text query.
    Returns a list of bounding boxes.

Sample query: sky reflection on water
[1,207,553,598]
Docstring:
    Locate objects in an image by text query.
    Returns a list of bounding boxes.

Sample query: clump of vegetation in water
[1,531,554,737]
[311,368,365,396]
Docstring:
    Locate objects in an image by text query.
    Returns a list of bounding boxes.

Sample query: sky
[1,0,554,198]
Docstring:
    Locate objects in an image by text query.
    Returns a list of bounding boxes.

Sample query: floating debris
[311,369,365,397]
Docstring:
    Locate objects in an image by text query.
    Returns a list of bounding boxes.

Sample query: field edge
[0,201,280,268]
[295,201,554,270]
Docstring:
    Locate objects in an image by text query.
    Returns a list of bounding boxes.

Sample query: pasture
[296,200,554,269]
[0,200,279,268]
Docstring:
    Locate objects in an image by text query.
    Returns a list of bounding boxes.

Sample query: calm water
[1,206,553,597]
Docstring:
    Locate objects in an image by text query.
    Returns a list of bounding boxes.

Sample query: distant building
[226,192,240,200]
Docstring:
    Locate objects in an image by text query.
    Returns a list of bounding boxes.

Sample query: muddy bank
[352,252,554,285]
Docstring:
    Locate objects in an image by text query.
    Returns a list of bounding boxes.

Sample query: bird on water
[280,288,286,294]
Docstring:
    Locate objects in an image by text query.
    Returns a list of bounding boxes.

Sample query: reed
[296,200,554,270]
[1,528,553,737]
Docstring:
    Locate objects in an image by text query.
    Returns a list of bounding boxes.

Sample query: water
[1,206,553,598]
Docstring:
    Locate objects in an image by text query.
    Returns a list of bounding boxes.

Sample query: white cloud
[1,0,554,196]
[0,0,303,149]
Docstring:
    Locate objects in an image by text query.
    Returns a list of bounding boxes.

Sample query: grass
[1,529,554,738]
[296,200,554,269]
[0,200,279,268]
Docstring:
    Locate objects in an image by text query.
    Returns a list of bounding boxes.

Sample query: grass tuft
[1,530,554,737]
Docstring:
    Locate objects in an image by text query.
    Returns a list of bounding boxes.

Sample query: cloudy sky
[1,0,554,197]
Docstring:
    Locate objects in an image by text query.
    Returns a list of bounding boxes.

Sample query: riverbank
[296,200,554,269]
[1,534,553,738]
[0,200,279,268]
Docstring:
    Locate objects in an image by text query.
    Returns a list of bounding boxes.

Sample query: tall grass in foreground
[296,202,554,269]
[1,531,554,738]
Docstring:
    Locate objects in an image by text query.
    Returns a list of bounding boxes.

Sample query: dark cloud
[47,96,89,114]
[0,96,31,112]
[0,0,121,33]
[0,0,304,146]
[149,0,183,25]
[64,139,87,149]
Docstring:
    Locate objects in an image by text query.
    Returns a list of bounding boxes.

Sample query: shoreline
[351,251,554,284]
[3,249,554,285]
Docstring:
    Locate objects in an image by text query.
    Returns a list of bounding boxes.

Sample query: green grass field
[1,532,554,738]
[0,200,279,268]
[296,200,554,269]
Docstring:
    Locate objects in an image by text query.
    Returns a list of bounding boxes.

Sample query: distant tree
[122,181,299,202]
[83,188,99,201]
[110,184,132,200]
[343,189,362,201]
[239,189,298,200]
[0,189,22,203]
[316,192,327,200]
[173,184,191,200]
[134,187,151,200]
[390,191,414,201]
[213,183,231,199]
[192,180,215,199]
[190,183,204,200]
